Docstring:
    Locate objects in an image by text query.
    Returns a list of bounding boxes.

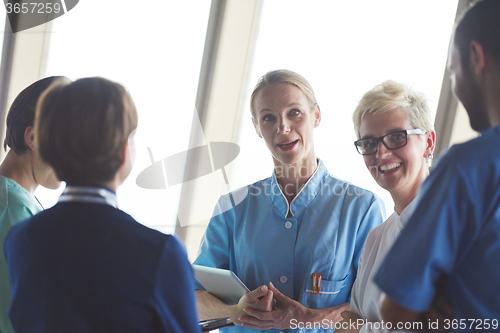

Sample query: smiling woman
[354,81,435,215]
[359,110,431,210]
[340,81,436,333]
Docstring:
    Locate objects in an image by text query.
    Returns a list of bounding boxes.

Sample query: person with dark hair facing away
[4,77,200,333]
[374,1,500,331]
[0,77,63,333]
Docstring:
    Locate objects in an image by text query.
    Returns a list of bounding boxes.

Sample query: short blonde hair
[250,69,317,118]
[353,80,434,139]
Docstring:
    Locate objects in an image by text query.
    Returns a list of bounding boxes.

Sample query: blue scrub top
[194,160,385,332]
[374,127,500,332]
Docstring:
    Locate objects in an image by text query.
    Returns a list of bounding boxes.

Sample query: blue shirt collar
[482,125,500,136]
[269,159,328,217]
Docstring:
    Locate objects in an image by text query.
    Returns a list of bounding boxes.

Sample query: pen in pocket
[316,273,322,294]
[311,273,322,294]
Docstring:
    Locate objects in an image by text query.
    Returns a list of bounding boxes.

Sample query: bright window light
[37,0,211,234]
[0,13,6,57]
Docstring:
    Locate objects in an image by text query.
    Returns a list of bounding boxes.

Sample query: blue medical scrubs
[0,176,42,333]
[195,160,385,332]
[375,127,500,332]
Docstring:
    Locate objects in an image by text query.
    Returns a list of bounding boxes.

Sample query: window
[0,13,6,57]
[37,0,211,234]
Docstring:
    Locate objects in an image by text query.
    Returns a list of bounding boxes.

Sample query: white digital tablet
[193,265,249,305]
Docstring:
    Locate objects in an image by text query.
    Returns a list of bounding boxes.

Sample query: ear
[313,104,321,128]
[120,141,129,166]
[24,126,35,151]
[252,117,263,138]
[470,40,486,76]
[425,130,436,157]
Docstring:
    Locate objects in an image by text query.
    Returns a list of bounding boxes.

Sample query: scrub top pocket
[301,275,349,309]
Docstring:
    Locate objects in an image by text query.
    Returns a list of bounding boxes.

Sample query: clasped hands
[232,282,309,330]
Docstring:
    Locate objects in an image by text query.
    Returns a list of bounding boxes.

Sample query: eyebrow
[360,128,406,139]
[258,102,305,114]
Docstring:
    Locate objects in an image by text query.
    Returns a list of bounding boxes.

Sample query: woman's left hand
[335,310,363,333]
[238,282,310,330]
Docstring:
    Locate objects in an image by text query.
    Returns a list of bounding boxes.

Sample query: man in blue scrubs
[374,1,500,331]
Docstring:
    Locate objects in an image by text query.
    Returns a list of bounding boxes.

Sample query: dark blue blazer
[4,202,200,333]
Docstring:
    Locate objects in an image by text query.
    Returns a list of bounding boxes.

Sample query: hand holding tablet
[192,265,250,305]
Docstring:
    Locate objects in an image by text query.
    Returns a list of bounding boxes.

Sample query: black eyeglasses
[354,129,426,155]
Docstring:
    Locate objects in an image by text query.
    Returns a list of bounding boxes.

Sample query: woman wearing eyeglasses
[336,81,436,333]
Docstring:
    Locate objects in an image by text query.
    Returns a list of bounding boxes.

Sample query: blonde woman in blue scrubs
[194,70,385,332]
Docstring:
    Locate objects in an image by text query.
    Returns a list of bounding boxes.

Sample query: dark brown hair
[35,77,138,186]
[454,0,500,67]
[4,76,64,154]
